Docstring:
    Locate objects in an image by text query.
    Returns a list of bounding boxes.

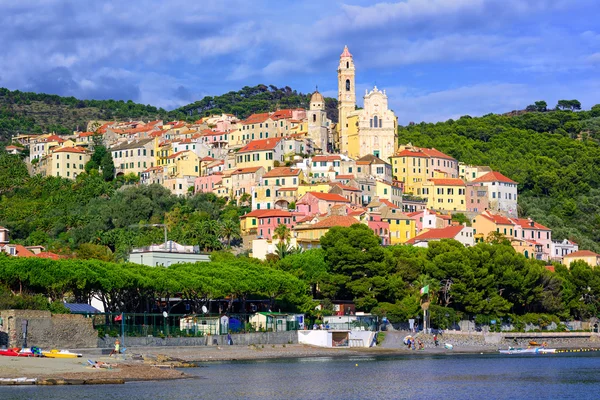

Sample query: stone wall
[0,310,97,349]
[98,330,299,348]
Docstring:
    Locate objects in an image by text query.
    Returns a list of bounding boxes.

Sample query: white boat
[499,347,556,354]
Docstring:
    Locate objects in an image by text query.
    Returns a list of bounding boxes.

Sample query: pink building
[297,192,351,216]
[195,173,223,194]
[368,220,390,245]
[245,209,297,240]
[231,166,265,198]
[511,218,552,259]
[466,183,489,213]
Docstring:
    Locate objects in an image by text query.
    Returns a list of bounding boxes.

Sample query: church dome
[310,90,325,104]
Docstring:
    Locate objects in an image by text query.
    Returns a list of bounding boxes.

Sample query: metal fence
[90,313,302,338]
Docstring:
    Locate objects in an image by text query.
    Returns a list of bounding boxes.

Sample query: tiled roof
[406,225,465,244]
[243,209,294,218]
[340,45,352,58]
[356,154,387,165]
[53,146,87,154]
[110,138,153,151]
[305,192,350,203]
[335,174,355,180]
[242,113,270,125]
[511,218,550,231]
[231,166,263,175]
[238,138,281,153]
[420,148,455,160]
[472,171,517,184]
[300,215,359,229]
[277,187,298,191]
[35,252,61,260]
[379,199,399,209]
[271,109,294,120]
[564,250,600,258]
[394,149,430,158]
[12,245,35,257]
[329,182,360,192]
[312,155,341,162]
[479,212,513,225]
[263,167,301,178]
[428,178,465,186]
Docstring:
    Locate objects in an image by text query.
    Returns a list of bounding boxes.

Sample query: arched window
[313,114,316,123]
[379,118,382,128]
[373,115,378,128]
[346,61,349,69]
[345,79,350,91]
[266,189,271,197]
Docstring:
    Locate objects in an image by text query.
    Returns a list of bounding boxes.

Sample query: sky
[1,0,599,124]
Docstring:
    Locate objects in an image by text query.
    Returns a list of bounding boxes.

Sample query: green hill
[398,103,600,252]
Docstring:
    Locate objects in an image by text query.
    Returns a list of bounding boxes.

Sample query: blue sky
[1,0,599,124]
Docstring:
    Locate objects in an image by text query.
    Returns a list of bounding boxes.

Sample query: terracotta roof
[271,109,295,120]
[238,138,281,153]
[277,187,298,192]
[242,113,270,125]
[394,147,455,160]
[35,252,61,260]
[340,45,352,58]
[563,250,600,258]
[53,146,87,154]
[143,166,163,173]
[305,192,350,203]
[379,199,399,209]
[302,215,359,229]
[335,174,355,180]
[511,218,550,231]
[243,209,294,219]
[348,210,366,216]
[9,245,35,257]
[420,148,455,160]
[329,182,360,192]
[231,166,263,175]
[545,265,555,273]
[394,149,430,158]
[406,225,465,244]
[263,167,301,178]
[428,178,465,186]
[479,212,513,225]
[356,154,387,165]
[472,171,517,184]
[312,155,341,162]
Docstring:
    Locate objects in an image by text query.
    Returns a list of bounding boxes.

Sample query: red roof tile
[472,171,517,184]
[243,209,294,218]
[335,174,355,180]
[420,148,455,160]
[312,155,341,162]
[231,166,263,175]
[394,149,430,158]
[54,146,87,154]
[242,113,270,125]
[304,192,350,203]
[340,45,352,58]
[479,212,513,225]
[305,215,359,229]
[428,178,465,186]
[564,250,600,258]
[263,167,301,178]
[379,199,399,209]
[406,225,465,244]
[329,183,360,192]
[238,138,282,153]
[511,218,550,231]
[35,252,61,260]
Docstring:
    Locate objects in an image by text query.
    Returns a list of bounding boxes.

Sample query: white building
[550,239,579,262]
[471,171,518,217]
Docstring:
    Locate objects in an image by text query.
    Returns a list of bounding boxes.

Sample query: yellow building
[562,250,600,268]
[419,178,466,211]
[472,211,515,239]
[51,146,90,179]
[254,167,304,210]
[165,150,201,178]
[234,138,285,172]
[375,181,402,208]
[156,140,173,166]
[380,207,416,245]
[294,215,360,249]
[297,183,331,197]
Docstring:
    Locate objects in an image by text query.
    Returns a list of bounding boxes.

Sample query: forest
[398,103,600,252]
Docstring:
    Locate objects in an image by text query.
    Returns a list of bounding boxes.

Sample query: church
[336,46,398,162]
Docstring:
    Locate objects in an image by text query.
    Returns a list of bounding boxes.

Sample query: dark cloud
[28,67,79,97]
[172,86,193,102]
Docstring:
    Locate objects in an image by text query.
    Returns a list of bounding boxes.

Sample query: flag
[420,285,429,295]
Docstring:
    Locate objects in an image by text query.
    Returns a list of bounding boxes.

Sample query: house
[562,250,600,268]
[472,211,515,241]
[310,155,342,179]
[368,220,390,245]
[194,173,223,194]
[249,312,299,332]
[0,226,8,244]
[511,218,552,259]
[251,237,300,260]
[294,215,361,249]
[4,145,23,155]
[328,182,362,205]
[128,241,210,266]
[165,150,201,178]
[406,225,475,247]
[466,183,489,213]
[239,209,298,248]
[390,145,459,194]
[140,166,164,185]
[235,138,285,171]
[550,239,579,262]
[471,171,518,217]
[420,178,467,211]
[229,166,265,198]
[380,207,416,245]
[51,146,90,179]
[355,154,393,183]
[460,163,492,182]
[110,138,155,177]
[254,167,304,210]
[296,192,351,216]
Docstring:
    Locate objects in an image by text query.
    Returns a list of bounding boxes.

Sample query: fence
[91,313,301,338]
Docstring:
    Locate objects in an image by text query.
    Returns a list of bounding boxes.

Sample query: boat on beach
[42,349,83,358]
[0,348,41,357]
[499,347,556,355]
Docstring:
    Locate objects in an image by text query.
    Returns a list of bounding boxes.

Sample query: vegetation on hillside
[398,102,600,252]
[0,154,246,260]
[174,84,338,121]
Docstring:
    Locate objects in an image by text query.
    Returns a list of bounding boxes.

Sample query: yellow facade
[297,183,331,197]
[419,179,466,211]
[382,209,416,245]
[346,114,360,159]
[51,147,90,180]
[389,153,429,195]
[165,151,201,178]
[472,213,514,239]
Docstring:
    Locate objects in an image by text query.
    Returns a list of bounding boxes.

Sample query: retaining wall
[0,310,97,349]
[97,330,299,348]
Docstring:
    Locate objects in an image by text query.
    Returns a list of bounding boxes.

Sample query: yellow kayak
[42,349,82,358]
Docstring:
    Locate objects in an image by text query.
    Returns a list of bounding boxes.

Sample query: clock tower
[338,45,355,154]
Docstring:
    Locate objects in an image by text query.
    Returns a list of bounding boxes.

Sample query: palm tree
[272,224,291,243]
[220,219,241,247]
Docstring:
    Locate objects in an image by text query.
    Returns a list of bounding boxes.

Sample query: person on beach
[433,334,439,347]
[417,339,424,350]
[109,339,120,357]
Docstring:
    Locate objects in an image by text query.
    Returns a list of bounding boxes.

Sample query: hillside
[174,84,338,121]
[398,104,600,252]
[0,84,337,141]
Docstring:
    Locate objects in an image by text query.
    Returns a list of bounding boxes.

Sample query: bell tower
[338,45,355,154]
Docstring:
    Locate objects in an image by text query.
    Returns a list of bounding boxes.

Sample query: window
[346,79,350,91]
[373,115,378,128]
[266,189,271,197]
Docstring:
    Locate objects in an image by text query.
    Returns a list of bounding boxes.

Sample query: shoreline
[1,342,599,385]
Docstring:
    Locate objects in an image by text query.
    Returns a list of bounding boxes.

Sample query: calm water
[1,353,600,399]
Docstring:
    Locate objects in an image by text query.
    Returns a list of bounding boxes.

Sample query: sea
[1,352,599,399]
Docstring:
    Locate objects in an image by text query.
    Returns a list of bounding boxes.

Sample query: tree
[220,219,241,247]
[534,101,547,112]
[101,152,115,181]
[485,231,511,246]
[273,224,292,243]
[0,153,29,194]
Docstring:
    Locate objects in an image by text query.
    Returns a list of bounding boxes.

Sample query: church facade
[337,46,397,162]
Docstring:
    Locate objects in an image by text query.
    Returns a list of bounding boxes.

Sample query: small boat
[0,348,38,357]
[499,347,556,355]
[42,349,83,358]
[444,343,454,350]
